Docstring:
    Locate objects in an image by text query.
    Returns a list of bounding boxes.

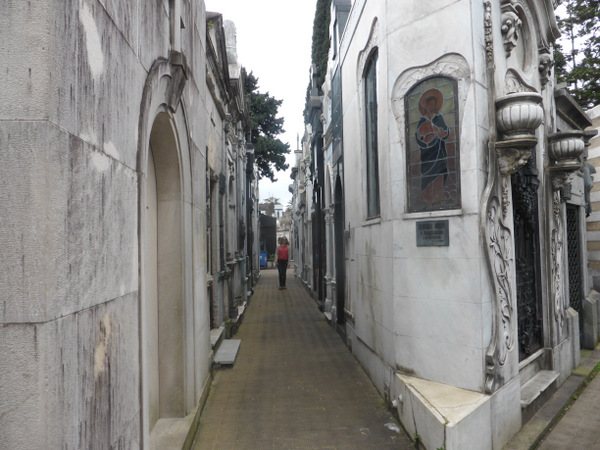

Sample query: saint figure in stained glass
[406,77,460,212]
[415,88,449,200]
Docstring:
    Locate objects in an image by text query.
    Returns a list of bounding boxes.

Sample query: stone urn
[547,130,585,169]
[495,92,544,140]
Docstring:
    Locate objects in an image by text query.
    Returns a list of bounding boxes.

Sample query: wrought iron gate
[566,205,583,316]
[512,162,543,361]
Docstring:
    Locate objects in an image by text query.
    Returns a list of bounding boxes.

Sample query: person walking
[276,237,289,290]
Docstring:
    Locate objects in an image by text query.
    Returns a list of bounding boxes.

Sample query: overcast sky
[205,0,318,207]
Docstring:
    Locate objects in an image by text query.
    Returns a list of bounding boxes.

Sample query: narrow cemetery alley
[192,267,413,449]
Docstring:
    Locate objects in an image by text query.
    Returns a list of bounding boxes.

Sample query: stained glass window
[406,77,460,212]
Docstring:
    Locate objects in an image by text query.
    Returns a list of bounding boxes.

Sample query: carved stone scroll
[482,143,516,394]
[550,191,566,329]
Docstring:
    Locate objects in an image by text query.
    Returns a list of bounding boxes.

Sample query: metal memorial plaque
[416,220,449,247]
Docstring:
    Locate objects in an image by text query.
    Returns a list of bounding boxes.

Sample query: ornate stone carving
[584,162,596,216]
[484,2,493,63]
[547,130,585,195]
[539,48,554,89]
[494,92,542,176]
[483,143,516,394]
[551,192,566,328]
[501,5,521,57]
[502,177,510,219]
[495,92,543,140]
[548,130,585,169]
[495,139,535,176]
[549,169,573,192]
[503,69,537,96]
[512,166,540,232]
[224,114,233,135]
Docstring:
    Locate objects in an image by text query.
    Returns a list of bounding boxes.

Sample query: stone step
[213,339,241,366]
[521,370,560,424]
[210,325,225,350]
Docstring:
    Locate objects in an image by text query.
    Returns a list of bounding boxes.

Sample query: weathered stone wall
[329,0,575,448]
[0,0,212,447]
[339,0,488,393]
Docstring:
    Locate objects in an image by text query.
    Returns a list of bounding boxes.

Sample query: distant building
[259,214,278,260]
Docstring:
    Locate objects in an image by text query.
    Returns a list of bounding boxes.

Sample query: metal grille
[512,163,542,361]
[566,205,583,314]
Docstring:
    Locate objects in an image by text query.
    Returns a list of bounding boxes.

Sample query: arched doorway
[144,112,185,429]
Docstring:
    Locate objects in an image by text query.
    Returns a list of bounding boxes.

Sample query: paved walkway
[504,346,600,449]
[192,268,412,449]
[536,367,600,449]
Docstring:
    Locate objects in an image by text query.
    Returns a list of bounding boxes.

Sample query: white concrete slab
[214,339,241,365]
[210,326,225,349]
[520,370,559,408]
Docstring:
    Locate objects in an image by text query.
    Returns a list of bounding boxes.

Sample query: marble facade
[292,0,597,448]
[0,1,257,448]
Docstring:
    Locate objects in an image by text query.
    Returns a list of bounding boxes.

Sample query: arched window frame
[404,75,461,213]
[364,49,380,219]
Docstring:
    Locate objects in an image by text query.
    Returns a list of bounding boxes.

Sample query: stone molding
[137,56,188,173]
[391,53,471,141]
[356,17,379,82]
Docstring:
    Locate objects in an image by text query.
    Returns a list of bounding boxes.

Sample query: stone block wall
[586,106,600,288]
[0,0,213,447]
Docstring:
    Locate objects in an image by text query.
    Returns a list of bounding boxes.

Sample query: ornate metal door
[566,205,583,322]
[512,161,543,361]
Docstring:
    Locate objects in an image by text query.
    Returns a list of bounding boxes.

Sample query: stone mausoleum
[0,1,259,448]
[292,0,598,448]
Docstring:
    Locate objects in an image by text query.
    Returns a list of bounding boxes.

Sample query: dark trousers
[277,259,288,287]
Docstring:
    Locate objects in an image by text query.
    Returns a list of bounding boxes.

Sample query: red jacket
[277,245,289,261]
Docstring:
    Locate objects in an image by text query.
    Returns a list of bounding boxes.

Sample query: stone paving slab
[537,370,600,449]
[213,339,241,365]
[192,268,413,449]
[504,347,600,450]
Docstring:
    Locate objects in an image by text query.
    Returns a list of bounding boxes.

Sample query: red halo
[418,88,444,115]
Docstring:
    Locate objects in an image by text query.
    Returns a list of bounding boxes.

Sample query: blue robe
[415,114,450,190]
